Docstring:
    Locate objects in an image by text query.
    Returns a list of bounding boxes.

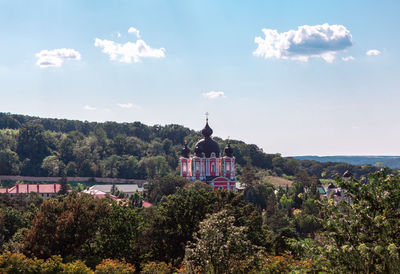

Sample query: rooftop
[89,184,143,193]
[6,184,62,194]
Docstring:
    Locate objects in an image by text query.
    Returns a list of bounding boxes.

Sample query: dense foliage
[0,112,383,180]
[0,169,400,273]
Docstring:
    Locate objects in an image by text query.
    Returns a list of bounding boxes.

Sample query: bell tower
[223,140,236,181]
[179,141,192,179]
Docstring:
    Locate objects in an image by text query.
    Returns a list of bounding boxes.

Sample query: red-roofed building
[142,201,152,208]
[0,188,8,194]
[82,188,118,201]
[4,184,64,198]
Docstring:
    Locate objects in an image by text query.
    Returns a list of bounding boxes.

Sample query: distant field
[265,176,293,187]
[293,155,400,169]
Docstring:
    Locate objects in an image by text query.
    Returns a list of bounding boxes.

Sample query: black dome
[181,143,190,158]
[343,170,352,178]
[194,120,220,157]
[201,122,213,137]
[224,141,233,157]
[328,183,337,189]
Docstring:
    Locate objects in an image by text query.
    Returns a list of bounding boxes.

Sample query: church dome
[224,141,233,157]
[194,120,220,157]
[181,142,190,158]
[343,170,352,178]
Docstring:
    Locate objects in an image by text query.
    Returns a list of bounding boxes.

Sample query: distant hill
[293,156,400,169]
[0,112,385,180]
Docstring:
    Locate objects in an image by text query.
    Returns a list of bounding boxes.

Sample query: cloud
[253,23,353,63]
[94,37,165,63]
[36,48,81,68]
[117,103,141,109]
[117,32,121,38]
[342,56,355,61]
[83,105,96,111]
[202,91,226,99]
[366,49,381,56]
[128,27,140,38]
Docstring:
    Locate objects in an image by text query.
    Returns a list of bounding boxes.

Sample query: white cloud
[202,91,226,99]
[117,103,141,109]
[253,23,353,63]
[36,48,81,68]
[94,38,165,63]
[83,105,96,111]
[117,32,121,38]
[366,49,381,56]
[128,27,140,38]
[342,56,355,61]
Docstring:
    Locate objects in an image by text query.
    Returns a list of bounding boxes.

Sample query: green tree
[58,176,69,195]
[142,189,217,265]
[184,210,264,273]
[0,149,20,175]
[138,156,171,179]
[41,155,64,176]
[243,184,276,214]
[0,207,26,249]
[16,123,51,175]
[23,193,111,259]
[129,192,143,208]
[304,169,400,272]
[93,205,143,266]
[147,175,187,204]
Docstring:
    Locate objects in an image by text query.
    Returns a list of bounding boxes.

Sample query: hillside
[294,155,400,169]
[0,112,384,181]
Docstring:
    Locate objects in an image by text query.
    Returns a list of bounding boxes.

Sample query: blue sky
[0,0,399,156]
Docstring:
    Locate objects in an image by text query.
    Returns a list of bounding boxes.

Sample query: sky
[0,0,399,156]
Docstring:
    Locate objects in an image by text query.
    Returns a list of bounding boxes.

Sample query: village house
[0,184,65,198]
[88,184,144,197]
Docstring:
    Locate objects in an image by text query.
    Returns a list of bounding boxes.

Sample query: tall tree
[23,193,111,259]
[58,176,69,195]
[16,123,50,175]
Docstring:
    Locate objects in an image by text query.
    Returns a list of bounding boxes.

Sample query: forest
[1,167,400,272]
[1,112,399,273]
[0,112,384,180]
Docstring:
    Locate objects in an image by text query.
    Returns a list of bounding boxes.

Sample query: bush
[95,259,136,273]
[0,252,40,273]
[141,261,174,274]
[62,260,93,273]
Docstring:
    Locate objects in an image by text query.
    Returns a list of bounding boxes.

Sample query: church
[179,117,236,191]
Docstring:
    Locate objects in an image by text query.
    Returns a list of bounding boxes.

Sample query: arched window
[183,163,187,172]
[226,162,230,171]
[211,163,215,173]
[196,163,200,172]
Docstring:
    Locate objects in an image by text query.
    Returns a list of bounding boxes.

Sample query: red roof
[142,201,152,208]
[7,184,61,194]
[0,188,8,193]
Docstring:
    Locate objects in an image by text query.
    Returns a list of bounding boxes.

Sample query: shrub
[62,260,93,274]
[95,258,136,274]
[141,261,174,274]
[0,252,41,273]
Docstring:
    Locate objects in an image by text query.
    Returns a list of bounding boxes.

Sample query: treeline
[0,112,383,179]
[1,170,400,273]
